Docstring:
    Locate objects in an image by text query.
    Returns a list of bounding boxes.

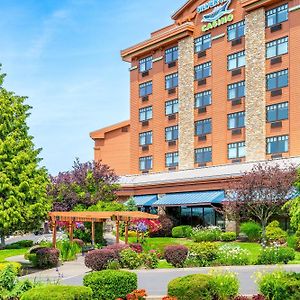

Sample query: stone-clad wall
[178,36,195,170]
[245,8,266,162]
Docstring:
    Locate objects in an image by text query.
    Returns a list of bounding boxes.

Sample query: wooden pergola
[49,211,159,248]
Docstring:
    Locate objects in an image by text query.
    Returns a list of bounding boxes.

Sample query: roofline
[90,120,130,140]
[171,0,196,20]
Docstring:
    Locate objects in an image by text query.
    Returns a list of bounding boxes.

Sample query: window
[165,152,178,167]
[165,125,178,141]
[165,73,178,90]
[266,69,288,90]
[139,81,153,97]
[195,90,212,108]
[195,147,212,163]
[139,56,152,73]
[195,62,211,80]
[228,51,245,70]
[139,156,153,171]
[139,131,152,146]
[228,112,245,129]
[165,46,178,63]
[266,4,288,27]
[228,142,245,159]
[139,106,153,121]
[195,118,212,136]
[267,102,288,122]
[228,81,245,100]
[194,34,211,53]
[266,36,288,58]
[165,99,179,115]
[227,20,245,41]
[267,135,288,154]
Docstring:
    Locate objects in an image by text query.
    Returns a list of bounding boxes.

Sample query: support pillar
[69,221,74,242]
[124,221,129,245]
[116,220,120,244]
[91,220,95,246]
[52,220,57,248]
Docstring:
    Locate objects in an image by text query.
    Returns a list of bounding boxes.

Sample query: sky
[1,0,186,175]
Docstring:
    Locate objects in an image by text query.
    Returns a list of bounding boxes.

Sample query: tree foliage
[0,69,50,246]
[48,158,119,211]
[126,197,138,211]
[224,163,297,242]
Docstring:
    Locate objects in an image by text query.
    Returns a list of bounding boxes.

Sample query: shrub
[191,226,221,242]
[83,270,137,300]
[5,240,33,249]
[168,274,212,300]
[234,296,265,300]
[84,249,117,271]
[208,271,239,300]
[126,289,147,300]
[221,232,237,242]
[164,245,188,268]
[105,243,129,259]
[73,238,84,247]
[188,242,219,267]
[240,222,262,242]
[56,240,81,261]
[20,285,93,299]
[149,215,174,237]
[172,226,192,238]
[257,246,295,265]
[0,262,22,275]
[141,250,159,269]
[129,243,143,253]
[35,248,59,269]
[0,264,17,291]
[257,270,300,300]
[265,221,287,244]
[106,260,121,270]
[120,248,143,269]
[217,245,251,266]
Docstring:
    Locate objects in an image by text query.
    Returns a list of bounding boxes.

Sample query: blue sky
[1,0,186,175]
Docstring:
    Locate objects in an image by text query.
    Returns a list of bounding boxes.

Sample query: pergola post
[116,219,120,244]
[124,220,129,245]
[91,220,95,246]
[52,219,57,248]
[69,221,74,242]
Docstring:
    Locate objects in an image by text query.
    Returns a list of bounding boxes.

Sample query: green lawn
[0,248,28,262]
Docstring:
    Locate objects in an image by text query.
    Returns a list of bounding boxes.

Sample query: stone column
[178,35,195,170]
[245,8,266,162]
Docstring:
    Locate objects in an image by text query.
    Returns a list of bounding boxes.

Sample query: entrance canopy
[132,195,158,206]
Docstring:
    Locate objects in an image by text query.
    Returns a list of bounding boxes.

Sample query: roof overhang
[241,0,283,12]
[90,120,130,140]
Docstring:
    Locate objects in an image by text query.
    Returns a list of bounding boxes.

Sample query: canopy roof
[49,211,159,223]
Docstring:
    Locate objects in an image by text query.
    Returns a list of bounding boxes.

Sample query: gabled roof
[90,120,130,140]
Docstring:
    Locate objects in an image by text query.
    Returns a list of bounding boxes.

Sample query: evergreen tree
[126,197,138,211]
[0,69,50,247]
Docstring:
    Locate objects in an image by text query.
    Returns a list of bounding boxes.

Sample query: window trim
[266,135,289,154]
[227,111,245,129]
[195,118,212,136]
[165,73,178,90]
[139,56,153,73]
[195,147,212,163]
[165,152,179,167]
[194,62,212,80]
[266,69,288,91]
[266,3,289,28]
[266,36,288,59]
[165,125,178,141]
[139,131,153,146]
[227,81,245,100]
[139,81,153,97]
[139,156,153,171]
[165,99,179,116]
[195,90,212,108]
[194,34,211,53]
[227,51,245,71]
[227,20,245,41]
[139,106,153,122]
[228,142,246,159]
[165,46,178,64]
[266,102,288,122]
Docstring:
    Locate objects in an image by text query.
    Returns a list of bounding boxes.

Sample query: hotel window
[195,147,212,163]
[266,4,288,27]
[165,125,178,141]
[266,69,288,90]
[228,51,245,70]
[139,156,153,171]
[195,118,212,136]
[139,106,152,122]
[228,112,245,129]
[228,81,245,100]
[139,131,152,146]
[267,135,288,154]
[267,102,288,122]
[194,34,211,53]
[165,99,179,115]
[165,46,178,63]
[165,152,178,167]
[227,20,245,41]
[195,90,212,108]
[139,81,152,97]
[195,62,211,80]
[228,142,245,159]
[266,37,288,59]
[139,56,152,73]
[165,73,178,90]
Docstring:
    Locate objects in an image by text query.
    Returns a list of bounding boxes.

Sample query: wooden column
[69,221,74,242]
[52,219,57,248]
[124,221,129,245]
[91,220,95,246]
[116,220,120,244]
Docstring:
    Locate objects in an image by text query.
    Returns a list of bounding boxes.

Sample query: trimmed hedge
[84,249,117,271]
[164,245,188,267]
[35,248,60,269]
[83,270,137,300]
[220,232,237,242]
[172,226,192,238]
[5,240,33,249]
[20,285,92,299]
[168,274,212,300]
[0,262,22,275]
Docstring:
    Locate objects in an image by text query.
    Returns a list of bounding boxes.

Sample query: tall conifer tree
[0,69,50,247]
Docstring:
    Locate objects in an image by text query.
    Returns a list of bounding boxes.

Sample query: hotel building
[90,0,300,228]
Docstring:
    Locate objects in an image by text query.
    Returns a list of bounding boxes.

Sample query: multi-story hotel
[90,0,300,228]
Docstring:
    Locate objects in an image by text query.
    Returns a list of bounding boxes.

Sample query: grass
[0,248,29,262]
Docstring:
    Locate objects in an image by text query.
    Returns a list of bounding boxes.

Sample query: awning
[133,195,158,206]
[154,191,225,206]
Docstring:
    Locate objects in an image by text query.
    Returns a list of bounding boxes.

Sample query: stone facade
[245,8,266,162]
[178,35,195,170]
